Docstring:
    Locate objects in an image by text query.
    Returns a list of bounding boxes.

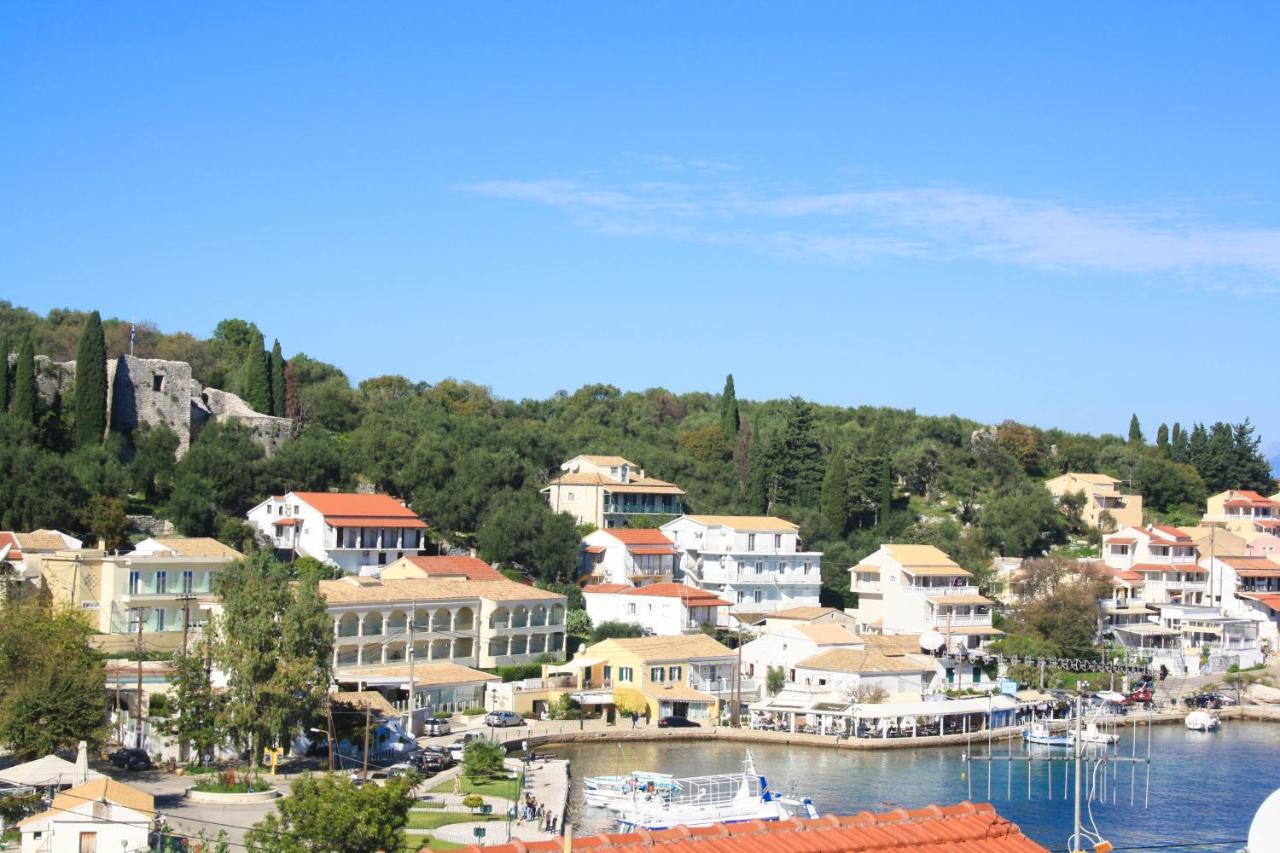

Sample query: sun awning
[852,695,1018,719]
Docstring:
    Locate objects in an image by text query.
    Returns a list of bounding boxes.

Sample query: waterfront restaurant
[749,693,1019,738]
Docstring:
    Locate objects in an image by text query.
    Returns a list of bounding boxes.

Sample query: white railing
[690,676,758,694]
[930,613,992,627]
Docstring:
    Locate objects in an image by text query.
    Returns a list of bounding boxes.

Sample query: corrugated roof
[437,802,1047,853]
[682,515,799,532]
[641,684,718,703]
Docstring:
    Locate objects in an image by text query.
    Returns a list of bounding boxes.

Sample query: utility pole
[405,602,417,736]
[132,607,148,749]
[177,596,192,764]
[325,696,336,773]
[361,702,372,782]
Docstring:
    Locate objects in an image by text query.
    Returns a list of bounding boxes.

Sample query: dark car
[416,747,454,773]
[1186,692,1236,709]
[109,748,153,771]
[656,716,700,729]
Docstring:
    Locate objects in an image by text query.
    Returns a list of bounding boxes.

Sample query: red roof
[1105,537,1136,545]
[0,533,25,561]
[582,582,731,608]
[627,545,676,555]
[605,529,675,546]
[273,518,298,527]
[583,583,632,594]
[294,492,427,528]
[1254,520,1280,531]
[1151,524,1192,541]
[433,802,1047,853]
[403,556,504,581]
[1132,563,1207,574]
[1239,593,1280,612]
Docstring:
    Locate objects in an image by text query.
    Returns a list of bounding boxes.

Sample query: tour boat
[1023,722,1073,747]
[583,771,681,810]
[1185,710,1221,732]
[610,752,819,831]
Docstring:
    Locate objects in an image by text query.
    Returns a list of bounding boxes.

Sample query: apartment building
[738,621,864,690]
[1103,525,1206,605]
[1201,490,1280,538]
[1044,472,1143,530]
[317,574,568,671]
[39,538,242,652]
[582,582,730,636]
[849,544,1002,655]
[662,515,822,622]
[542,455,685,528]
[246,491,429,575]
[579,528,676,587]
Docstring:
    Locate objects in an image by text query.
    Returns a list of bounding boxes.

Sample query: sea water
[551,720,1280,851]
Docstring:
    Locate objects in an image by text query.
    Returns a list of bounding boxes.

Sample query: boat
[1022,722,1073,747]
[1185,710,1220,732]
[1076,721,1119,745]
[583,771,680,810]
[610,751,819,831]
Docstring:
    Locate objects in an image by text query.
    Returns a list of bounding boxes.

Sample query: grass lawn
[428,774,519,800]
[402,834,466,851]
[405,812,501,831]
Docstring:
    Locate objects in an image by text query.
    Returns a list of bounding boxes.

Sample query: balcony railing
[912,585,980,596]
[690,676,758,694]
[604,502,683,515]
[930,613,993,627]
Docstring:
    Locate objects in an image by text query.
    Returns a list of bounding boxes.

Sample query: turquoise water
[551,721,1280,851]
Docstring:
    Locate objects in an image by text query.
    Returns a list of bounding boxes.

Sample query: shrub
[462,707,486,716]
[462,794,484,812]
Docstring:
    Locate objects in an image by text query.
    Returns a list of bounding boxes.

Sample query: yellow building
[1201,490,1280,537]
[541,455,685,529]
[1044,472,1143,529]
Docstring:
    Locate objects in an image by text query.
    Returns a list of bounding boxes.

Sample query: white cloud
[460,177,1280,292]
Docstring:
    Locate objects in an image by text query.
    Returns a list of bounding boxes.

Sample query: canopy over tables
[0,743,101,790]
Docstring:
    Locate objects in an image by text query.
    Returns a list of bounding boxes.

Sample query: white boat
[583,771,680,810]
[1023,722,1073,747]
[1185,710,1220,731]
[611,752,818,831]
[1076,721,1119,745]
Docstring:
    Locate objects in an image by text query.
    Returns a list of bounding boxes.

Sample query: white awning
[0,754,101,788]
[852,694,1018,719]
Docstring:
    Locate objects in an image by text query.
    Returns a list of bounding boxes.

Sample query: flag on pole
[130,321,136,355]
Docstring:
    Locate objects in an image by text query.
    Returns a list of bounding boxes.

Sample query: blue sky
[3,3,1278,456]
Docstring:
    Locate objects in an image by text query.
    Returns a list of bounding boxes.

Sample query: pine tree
[777,397,823,506]
[1188,423,1209,473]
[1156,423,1170,457]
[73,311,107,447]
[12,336,37,424]
[240,331,271,414]
[0,337,10,413]
[269,339,286,418]
[721,374,739,438]
[1128,414,1144,445]
[1171,423,1186,462]
[820,449,851,536]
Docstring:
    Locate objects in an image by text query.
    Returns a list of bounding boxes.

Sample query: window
[747,534,756,550]
[618,666,633,682]
[155,571,166,594]
[627,603,637,615]
[774,534,782,549]
[803,561,811,574]
[668,665,681,681]
[737,591,746,603]
[182,571,194,593]
[155,609,165,631]
[650,667,665,682]
[79,831,98,853]
[755,561,763,575]
[753,590,762,604]
[567,492,574,501]
[152,374,164,392]
[128,571,141,595]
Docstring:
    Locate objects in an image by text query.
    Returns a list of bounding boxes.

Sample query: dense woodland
[0,301,1275,611]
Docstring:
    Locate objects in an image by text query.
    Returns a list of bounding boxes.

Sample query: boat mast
[1072,692,1083,852]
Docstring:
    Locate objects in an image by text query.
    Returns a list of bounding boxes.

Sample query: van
[423,717,451,736]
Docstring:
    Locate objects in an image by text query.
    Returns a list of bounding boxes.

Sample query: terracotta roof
[0,532,24,560]
[339,662,499,686]
[548,472,685,494]
[273,517,298,526]
[576,455,634,466]
[860,634,923,655]
[147,538,244,559]
[1215,556,1280,571]
[624,583,731,607]
[1052,472,1118,485]
[587,634,734,662]
[583,583,633,594]
[54,777,154,816]
[435,802,1047,853]
[1254,520,1280,531]
[682,515,799,532]
[629,546,677,556]
[1132,563,1207,574]
[585,545,605,554]
[1238,593,1280,612]
[395,556,505,581]
[954,626,1006,636]
[10,532,68,550]
[293,492,427,527]
[850,563,881,574]
[1105,537,1136,545]
[798,647,936,674]
[1151,524,1193,541]
[794,624,861,645]
[768,606,842,620]
[1219,489,1280,507]
[927,594,993,606]
[605,529,675,546]
[641,684,718,703]
[318,576,565,605]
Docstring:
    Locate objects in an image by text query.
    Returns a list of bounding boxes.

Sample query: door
[79,832,98,853]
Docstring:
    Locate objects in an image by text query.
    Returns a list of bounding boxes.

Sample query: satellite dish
[919,631,945,652]
[1249,788,1280,851]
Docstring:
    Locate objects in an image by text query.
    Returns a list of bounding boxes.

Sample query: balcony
[690,675,758,695]
[603,500,683,516]
[929,613,992,627]
[911,584,979,597]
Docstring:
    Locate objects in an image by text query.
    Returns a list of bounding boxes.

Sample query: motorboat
[1023,722,1073,747]
[1076,721,1119,745]
[611,751,818,831]
[1185,710,1221,732]
[583,771,680,810]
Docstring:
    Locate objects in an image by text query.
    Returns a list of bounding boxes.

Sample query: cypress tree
[0,337,10,413]
[240,331,271,414]
[1128,414,1143,445]
[269,339,286,418]
[1170,423,1185,462]
[721,374,740,438]
[283,360,300,421]
[1156,423,1170,457]
[820,449,851,536]
[73,310,107,446]
[12,336,37,424]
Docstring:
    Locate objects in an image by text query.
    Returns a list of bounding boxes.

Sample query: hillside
[0,302,1275,605]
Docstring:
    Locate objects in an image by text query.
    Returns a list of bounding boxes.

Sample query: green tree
[244,773,413,853]
[269,339,286,418]
[129,422,180,503]
[819,448,851,536]
[240,330,272,414]
[1156,423,1170,457]
[82,495,128,551]
[165,472,218,537]
[291,556,342,584]
[0,601,107,758]
[157,641,222,762]
[765,666,785,696]
[11,336,36,425]
[477,490,579,583]
[588,621,645,644]
[267,429,348,493]
[1170,422,1187,463]
[461,739,506,780]
[213,552,333,766]
[175,421,265,515]
[721,374,740,437]
[776,397,823,507]
[981,485,1067,557]
[1128,414,1143,445]
[565,609,592,637]
[73,311,107,447]
[0,336,10,413]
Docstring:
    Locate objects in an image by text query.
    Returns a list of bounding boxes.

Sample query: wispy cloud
[460,176,1280,294]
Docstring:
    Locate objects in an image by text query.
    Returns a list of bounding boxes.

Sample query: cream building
[542,455,685,529]
[580,527,677,586]
[317,574,567,672]
[1102,525,1206,606]
[39,538,242,652]
[1044,472,1143,529]
[1200,490,1280,537]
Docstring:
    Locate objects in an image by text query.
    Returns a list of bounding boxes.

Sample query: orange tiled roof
[606,529,675,546]
[583,582,730,607]
[1150,524,1193,541]
[1132,563,1207,573]
[431,802,1046,853]
[583,583,633,594]
[0,532,24,561]
[293,492,427,528]
[402,556,505,581]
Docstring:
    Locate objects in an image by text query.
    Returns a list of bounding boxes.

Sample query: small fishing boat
[1023,721,1073,747]
[1185,710,1220,732]
[1076,721,1119,745]
[611,752,818,831]
[583,771,680,810]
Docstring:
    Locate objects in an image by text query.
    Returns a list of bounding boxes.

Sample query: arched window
[454,607,475,631]
[489,607,510,629]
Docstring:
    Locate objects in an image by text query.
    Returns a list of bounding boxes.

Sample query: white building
[738,621,864,689]
[19,778,154,853]
[580,528,677,587]
[851,545,998,643]
[662,515,822,622]
[246,491,429,575]
[1104,524,1207,606]
[582,582,730,636]
[542,455,685,529]
[1203,554,1280,651]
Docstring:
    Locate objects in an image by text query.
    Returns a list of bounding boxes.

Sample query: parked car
[1185,692,1236,709]
[108,748,153,771]
[657,716,700,729]
[417,748,454,773]
[423,717,452,737]
[484,710,524,728]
